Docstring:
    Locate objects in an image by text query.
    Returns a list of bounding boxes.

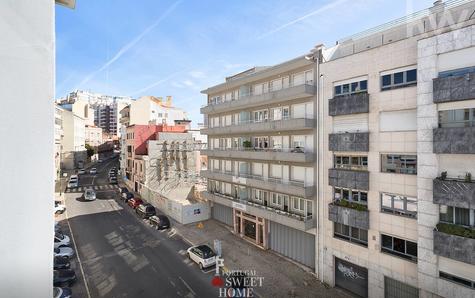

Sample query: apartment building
[54,105,64,180]
[200,59,318,269]
[85,125,103,147]
[61,109,87,170]
[317,1,475,298]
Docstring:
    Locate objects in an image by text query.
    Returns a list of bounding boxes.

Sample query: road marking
[65,208,92,298]
[179,276,196,296]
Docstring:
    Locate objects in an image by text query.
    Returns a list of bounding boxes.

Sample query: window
[439,272,475,289]
[438,108,475,128]
[334,155,368,170]
[291,197,305,212]
[334,80,368,96]
[381,234,417,262]
[253,137,269,149]
[381,193,417,218]
[381,69,417,91]
[254,110,268,122]
[252,189,268,203]
[438,66,475,78]
[439,206,473,227]
[333,187,368,204]
[270,193,287,207]
[334,223,368,247]
[381,154,417,175]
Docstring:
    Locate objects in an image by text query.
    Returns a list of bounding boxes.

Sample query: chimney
[166,96,172,107]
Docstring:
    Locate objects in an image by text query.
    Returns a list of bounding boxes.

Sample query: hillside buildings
[201,1,475,297]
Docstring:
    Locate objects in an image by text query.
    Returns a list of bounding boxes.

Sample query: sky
[56,0,436,126]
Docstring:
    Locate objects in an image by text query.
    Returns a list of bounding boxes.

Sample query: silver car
[84,189,96,201]
[54,246,74,258]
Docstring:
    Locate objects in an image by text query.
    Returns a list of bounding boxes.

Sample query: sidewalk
[170,219,352,298]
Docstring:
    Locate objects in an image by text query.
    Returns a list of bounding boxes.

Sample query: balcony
[433,223,475,265]
[433,177,475,209]
[328,168,369,191]
[201,148,314,163]
[328,201,369,230]
[329,132,369,152]
[433,72,475,103]
[201,170,315,198]
[202,191,315,231]
[201,84,315,114]
[329,92,369,116]
[433,127,475,154]
[201,117,315,136]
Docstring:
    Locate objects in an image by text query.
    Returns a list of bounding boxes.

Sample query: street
[63,157,218,297]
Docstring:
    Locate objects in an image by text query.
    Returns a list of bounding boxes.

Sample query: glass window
[335,85,341,95]
[394,72,404,84]
[334,223,367,246]
[351,82,358,92]
[360,80,368,91]
[382,234,392,249]
[381,193,417,218]
[381,154,417,175]
[382,75,391,87]
[342,84,349,94]
[439,272,475,289]
[406,69,417,82]
[381,234,417,262]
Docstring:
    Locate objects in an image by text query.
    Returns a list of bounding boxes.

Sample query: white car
[187,245,217,269]
[54,232,71,249]
[67,178,78,188]
[89,168,97,174]
[84,189,96,201]
[78,169,86,175]
[54,201,66,214]
[54,246,74,258]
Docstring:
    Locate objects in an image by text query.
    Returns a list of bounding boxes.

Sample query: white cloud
[188,71,206,79]
[171,81,184,88]
[256,0,354,40]
[75,0,182,89]
[183,80,195,87]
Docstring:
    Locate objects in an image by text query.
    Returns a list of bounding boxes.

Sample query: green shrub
[333,200,368,211]
[437,222,475,239]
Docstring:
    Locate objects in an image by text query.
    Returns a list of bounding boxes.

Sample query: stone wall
[433,178,475,209]
[328,168,369,190]
[433,72,475,103]
[328,203,369,230]
[433,127,475,154]
[328,92,369,116]
[329,132,369,152]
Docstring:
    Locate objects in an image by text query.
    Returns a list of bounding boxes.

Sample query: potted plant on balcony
[465,172,472,183]
[440,171,447,180]
[242,140,252,149]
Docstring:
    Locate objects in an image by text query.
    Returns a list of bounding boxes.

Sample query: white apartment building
[316,1,475,298]
[54,105,64,180]
[61,109,87,169]
[85,125,103,147]
[201,60,318,269]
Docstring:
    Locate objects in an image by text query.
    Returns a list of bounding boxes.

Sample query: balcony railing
[329,132,369,152]
[433,223,475,265]
[433,72,475,103]
[202,117,314,135]
[208,191,313,223]
[201,84,315,114]
[208,146,308,153]
[328,201,369,230]
[433,126,475,154]
[329,92,369,116]
[433,177,475,209]
[328,168,369,191]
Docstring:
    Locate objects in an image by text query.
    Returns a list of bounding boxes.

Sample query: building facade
[54,105,64,180]
[61,109,87,170]
[318,1,475,298]
[85,125,103,147]
[200,60,318,269]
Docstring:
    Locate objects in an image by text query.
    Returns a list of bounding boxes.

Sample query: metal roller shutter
[335,258,368,298]
[269,221,315,269]
[384,277,419,298]
[212,203,233,226]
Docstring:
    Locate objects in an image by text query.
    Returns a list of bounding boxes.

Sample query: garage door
[212,203,233,226]
[335,258,368,298]
[384,277,419,298]
[269,221,315,269]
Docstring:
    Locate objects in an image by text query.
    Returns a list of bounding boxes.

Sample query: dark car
[53,287,72,298]
[135,204,156,219]
[122,192,134,202]
[149,215,170,230]
[54,256,71,270]
[109,176,118,184]
[53,269,76,287]
[128,198,143,209]
[119,187,128,194]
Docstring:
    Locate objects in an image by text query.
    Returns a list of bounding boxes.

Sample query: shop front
[233,208,267,249]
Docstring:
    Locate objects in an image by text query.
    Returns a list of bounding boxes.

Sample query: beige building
[54,104,64,180]
[61,109,86,169]
[315,1,475,298]
[201,60,318,269]
[85,125,103,147]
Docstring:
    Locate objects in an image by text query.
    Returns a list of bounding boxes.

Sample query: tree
[85,143,95,158]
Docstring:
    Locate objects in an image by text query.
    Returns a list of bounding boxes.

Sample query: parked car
[187,245,217,269]
[53,269,76,287]
[119,187,128,194]
[54,201,66,214]
[89,168,97,174]
[149,215,170,230]
[53,287,72,298]
[54,256,71,270]
[55,221,62,233]
[109,176,118,184]
[122,192,134,202]
[84,188,96,201]
[54,232,70,249]
[67,177,78,188]
[77,169,86,175]
[127,198,143,209]
[136,204,156,219]
[97,159,103,163]
[54,246,74,258]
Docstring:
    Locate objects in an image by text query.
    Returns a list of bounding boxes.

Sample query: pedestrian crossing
[65,184,120,193]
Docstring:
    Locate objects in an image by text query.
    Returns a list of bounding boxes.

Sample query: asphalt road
[63,157,218,297]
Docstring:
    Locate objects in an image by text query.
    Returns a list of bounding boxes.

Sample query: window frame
[333,187,368,205]
[334,79,368,97]
[381,234,418,262]
[333,222,368,247]
[381,69,417,91]
[380,192,417,218]
[381,154,417,175]
[439,271,475,289]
